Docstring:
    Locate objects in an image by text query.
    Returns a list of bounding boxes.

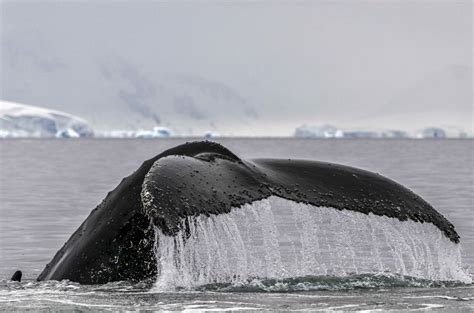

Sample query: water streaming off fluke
[152,196,471,290]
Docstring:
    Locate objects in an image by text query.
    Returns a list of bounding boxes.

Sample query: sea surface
[0,138,473,311]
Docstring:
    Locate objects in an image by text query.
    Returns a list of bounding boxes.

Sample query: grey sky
[1,0,472,136]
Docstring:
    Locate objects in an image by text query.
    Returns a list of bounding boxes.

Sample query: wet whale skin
[37,141,459,284]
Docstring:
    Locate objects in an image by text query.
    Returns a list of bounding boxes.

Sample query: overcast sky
[1,0,472,136]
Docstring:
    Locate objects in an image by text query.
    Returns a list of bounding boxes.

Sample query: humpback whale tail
[37,141,471,287]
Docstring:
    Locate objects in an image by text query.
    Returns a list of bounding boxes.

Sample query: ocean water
[0,138,473,311]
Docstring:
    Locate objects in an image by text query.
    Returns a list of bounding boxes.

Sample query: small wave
[1,273,470,296]
[193,273,472,293]
[0,279,152,294]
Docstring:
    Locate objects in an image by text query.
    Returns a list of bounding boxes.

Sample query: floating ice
[153,196,471,290]
[203,131,220,139]
[416,127,447,139]
[55,128,80,138]
[135,127,172,138]
[293,124,343,138]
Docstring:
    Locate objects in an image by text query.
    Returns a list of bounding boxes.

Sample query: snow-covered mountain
[0,100,94,138]
[94,57,260,136]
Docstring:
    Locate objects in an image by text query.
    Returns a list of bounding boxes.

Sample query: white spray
[152,196,471,290]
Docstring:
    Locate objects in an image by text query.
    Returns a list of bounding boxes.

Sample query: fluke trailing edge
[37,141,459,284]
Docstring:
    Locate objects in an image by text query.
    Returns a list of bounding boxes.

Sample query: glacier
[0,100,94,138]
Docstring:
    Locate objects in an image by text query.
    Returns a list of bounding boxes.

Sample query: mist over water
[1,1,472,135]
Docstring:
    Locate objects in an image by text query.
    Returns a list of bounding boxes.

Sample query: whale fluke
[37,141,461,284]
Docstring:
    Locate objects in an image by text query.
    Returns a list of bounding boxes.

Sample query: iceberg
[293,125,407,139]
[55,128,81,138]
[96,127,173,138]
[342,130,380,138]
[0,100,93,138]
[292,124,448,139]
[293,124,343,138]
[380,130,409,138]
[203,131,220,139]
[134,126,172,138]
[435,126,470,138]
[416,127,447,139]
[95,130,137,138]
